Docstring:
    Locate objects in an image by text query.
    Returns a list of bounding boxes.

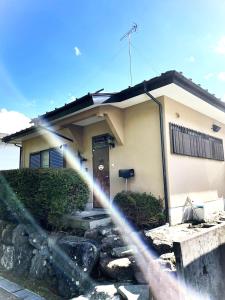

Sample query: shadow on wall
[174,224,225,300]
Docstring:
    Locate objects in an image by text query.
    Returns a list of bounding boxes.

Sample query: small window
[29,145,65,169]
[170,123,224,161]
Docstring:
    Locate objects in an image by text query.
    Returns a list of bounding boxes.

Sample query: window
[30,146,65,168]
[41,150,49,168]
[170,123,224,161]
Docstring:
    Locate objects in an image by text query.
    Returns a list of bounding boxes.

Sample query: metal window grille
[170,123,224,161]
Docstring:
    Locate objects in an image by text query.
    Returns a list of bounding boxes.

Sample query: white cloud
[204,73,214,80]
[218,72,225,81]
[74,46,81,56]
[0,108,31,134]
[214,36,225,54]
[188,56,195,63]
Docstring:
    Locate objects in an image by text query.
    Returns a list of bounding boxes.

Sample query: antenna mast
[120,23,138,86]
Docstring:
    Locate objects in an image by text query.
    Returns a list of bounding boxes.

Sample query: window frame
[29,145,66,168]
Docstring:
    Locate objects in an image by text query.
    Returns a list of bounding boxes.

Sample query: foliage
[114,191,165,228]
[0,168,89,230]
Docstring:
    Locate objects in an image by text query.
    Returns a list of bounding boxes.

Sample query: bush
[0,168,89,229]
[114,191,165,229]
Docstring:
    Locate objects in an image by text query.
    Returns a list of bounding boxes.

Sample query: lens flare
[35,120,208,300]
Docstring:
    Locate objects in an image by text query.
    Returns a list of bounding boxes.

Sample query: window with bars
[170,123,224,161]
[30,146,65,168]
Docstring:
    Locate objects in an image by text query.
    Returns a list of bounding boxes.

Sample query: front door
[92,135,110,208]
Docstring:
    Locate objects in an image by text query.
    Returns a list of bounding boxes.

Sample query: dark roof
[105,70,225,112]
[2,126,37,143]
[3,70,225,143]
[34,93,94,123]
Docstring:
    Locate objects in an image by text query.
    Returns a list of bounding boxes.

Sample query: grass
[0,269,63,300]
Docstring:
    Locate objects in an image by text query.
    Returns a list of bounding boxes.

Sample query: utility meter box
[119,169,135,179]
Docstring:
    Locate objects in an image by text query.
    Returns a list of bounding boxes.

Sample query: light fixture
[212,124,221,132]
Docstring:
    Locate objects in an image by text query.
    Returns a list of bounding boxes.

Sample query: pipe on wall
[143,83,169,223]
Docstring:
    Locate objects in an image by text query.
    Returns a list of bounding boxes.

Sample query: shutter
[169,123,224,161]
[30,153,41,168]
[49,147,64,168]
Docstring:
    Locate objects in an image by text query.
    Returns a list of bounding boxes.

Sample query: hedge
[114,191,165,228]
[0,168,89,229]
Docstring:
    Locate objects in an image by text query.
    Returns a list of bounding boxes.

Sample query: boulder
[0,245,15,270]
[0,224,34,275]
[0,220,8,242]
[84,228,101,242]
[2,224,16,245]
[12,224,29,246]
[99,257,136,281]
[30,246,51,279]
[52,236,100,298]
[13,241,33,276]
[101,235,124,252]
[152,239,173,255]
[90,284,119,299]
[111,246,135,258]
[29,231,47,250]
[118,284,150,300]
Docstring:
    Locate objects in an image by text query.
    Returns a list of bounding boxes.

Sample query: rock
[2,224,16,245]
[52,235,100,298]
[99,226,114,237]
[101,235,124,252]
[99,257,135,281]
[152,239,173,255]
[84,228,101,242]
[47,232,64,251]
[91,284,118,299]
[0,245,15,270]
[12,224,29,245]
[111,246,135,258]
[13,241,33,276]
[155,257,176,272]
[0,221,8,241]
[160,252,176,265]
[118,284,150,300]
[29,231,47,249]
[0,224,33,276]
[30,246,51,279]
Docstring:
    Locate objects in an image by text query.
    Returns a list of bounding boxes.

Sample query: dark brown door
[92,139,110,208]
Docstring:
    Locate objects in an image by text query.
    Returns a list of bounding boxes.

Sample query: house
[0,133,21,170]
[3,70,225,225]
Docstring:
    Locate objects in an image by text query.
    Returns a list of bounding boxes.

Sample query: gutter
[144,82,169,223]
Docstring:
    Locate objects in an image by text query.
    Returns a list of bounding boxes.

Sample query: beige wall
[22,100,164,206]
[80,101,164,203]
[22,128,76,168]
[163,96,225,224]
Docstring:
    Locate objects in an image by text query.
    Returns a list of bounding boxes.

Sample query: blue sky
[1,0,225,123]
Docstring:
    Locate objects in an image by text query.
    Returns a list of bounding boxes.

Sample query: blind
[30,153,41,168]
[170,123,224,161]
[49,147,64,168]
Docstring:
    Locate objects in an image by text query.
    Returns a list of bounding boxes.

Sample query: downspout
[143,83,169,223]
[14,144,22,169]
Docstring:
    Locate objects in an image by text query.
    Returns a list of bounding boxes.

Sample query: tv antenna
[120,23,138,86]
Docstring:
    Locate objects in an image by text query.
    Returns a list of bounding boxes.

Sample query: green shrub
[114,191,165,228]
[0,168,89,230]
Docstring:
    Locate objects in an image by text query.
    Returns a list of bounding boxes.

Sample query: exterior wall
[80,101,163,205]
[21,100,164,207]
[163,96,225,224]
[22,128,76,168]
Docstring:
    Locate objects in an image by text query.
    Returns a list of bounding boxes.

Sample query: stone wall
[0,220,154,299]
